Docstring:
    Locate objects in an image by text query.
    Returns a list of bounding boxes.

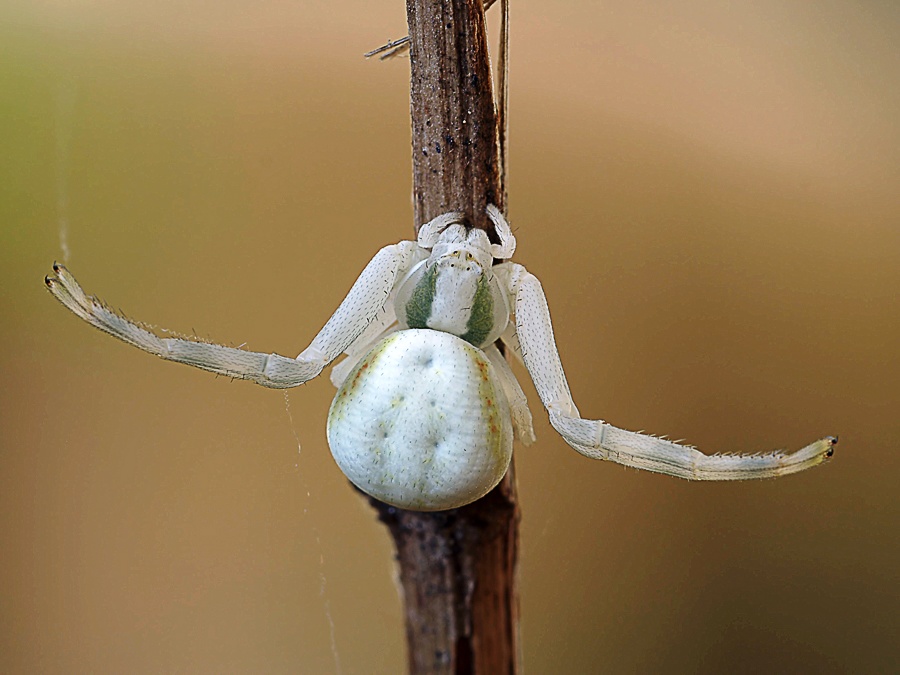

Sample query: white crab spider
[46,206,834,510]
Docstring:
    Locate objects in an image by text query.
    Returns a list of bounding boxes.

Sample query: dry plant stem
[367,0,520,673]
[407,0,505,227]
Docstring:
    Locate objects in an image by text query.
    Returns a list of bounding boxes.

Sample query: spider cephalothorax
[395,211,512,349]
[46,205,834,511]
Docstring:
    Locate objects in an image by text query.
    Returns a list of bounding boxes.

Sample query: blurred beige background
[1,1,898,672]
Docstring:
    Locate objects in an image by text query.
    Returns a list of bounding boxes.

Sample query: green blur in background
[1,1,898,673]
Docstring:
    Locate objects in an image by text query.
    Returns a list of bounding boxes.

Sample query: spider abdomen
[327,329,513,511]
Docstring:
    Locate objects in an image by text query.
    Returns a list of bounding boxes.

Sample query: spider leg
[302,241,422,365]
[329,307,399,388]
[498,319,525,367]
[45,263,317,388]
[417,211,466,249]
[483,343,535,445]
[46,241,423,390]
[504,262,836,480]
[485,204,516,259]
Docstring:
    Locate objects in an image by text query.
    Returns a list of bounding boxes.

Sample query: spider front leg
[46,240,422,389]
[500,262,836,480]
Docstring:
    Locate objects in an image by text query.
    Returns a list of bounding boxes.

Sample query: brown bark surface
[406,0,505,229]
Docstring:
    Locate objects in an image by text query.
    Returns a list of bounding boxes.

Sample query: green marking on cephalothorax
[460,274,494,346]
[404,263,437,330]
